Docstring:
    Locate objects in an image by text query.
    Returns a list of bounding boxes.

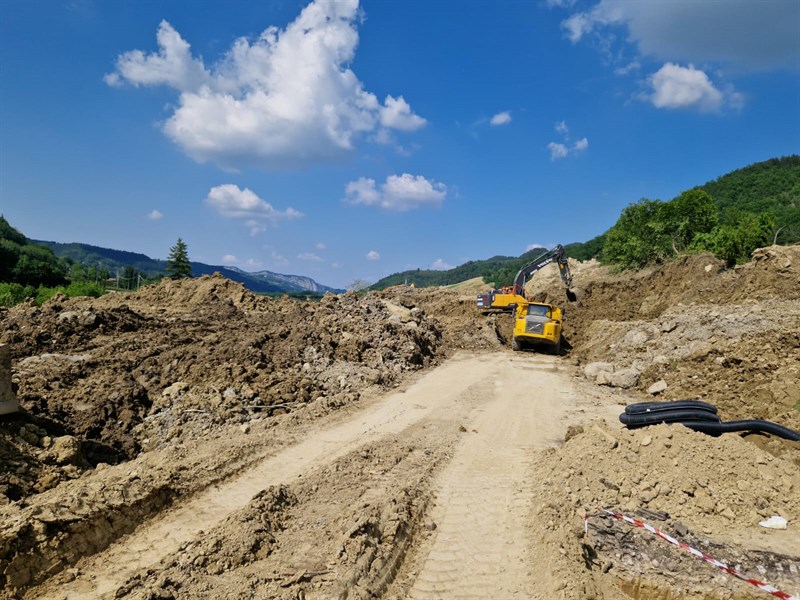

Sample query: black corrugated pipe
[619,400,800,442]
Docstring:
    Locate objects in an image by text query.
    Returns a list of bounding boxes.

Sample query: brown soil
[1,246,799,599]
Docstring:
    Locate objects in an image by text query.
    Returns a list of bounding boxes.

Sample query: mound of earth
[0,275,454,502]
[525,245,800,434]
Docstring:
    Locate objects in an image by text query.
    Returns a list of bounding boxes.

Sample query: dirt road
[27,350,601,599]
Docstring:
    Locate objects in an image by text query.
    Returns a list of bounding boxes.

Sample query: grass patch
[0,282,107,307]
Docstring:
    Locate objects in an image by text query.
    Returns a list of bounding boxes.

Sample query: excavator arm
[511,245,576,302]
[476,245,576,312]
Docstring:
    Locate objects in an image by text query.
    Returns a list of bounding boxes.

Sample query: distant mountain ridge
[37,241,343,295]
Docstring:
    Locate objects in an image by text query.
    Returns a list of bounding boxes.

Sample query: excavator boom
[476,245,575,312]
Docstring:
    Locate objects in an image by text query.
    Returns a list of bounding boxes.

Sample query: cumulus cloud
[298,252,324,262]
[490,111,511,126]
[106,1,426,169]
[646,63,733,112]
[222,254,238,264]
[559,0,799,71]
[206,184,302,234]
[315,242,327,251]
[344,173,447,211]
[366,250,380,261]
[548,121,588,160]
[244,258,263,269]
[431,258,452,270]
[548,142,569,160]
[147,209,163,220]
[380,95,427,131]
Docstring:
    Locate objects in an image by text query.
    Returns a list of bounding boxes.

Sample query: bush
[0,283,36,307]
[0,281,106,307]
[65,281,105,298]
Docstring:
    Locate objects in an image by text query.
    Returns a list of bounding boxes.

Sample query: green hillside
[372,155,799,288]
[697,155,800,243]
[373,246,553,289]
[0,216,68,287]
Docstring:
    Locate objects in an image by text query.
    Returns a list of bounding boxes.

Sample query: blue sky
[1,0,798,289]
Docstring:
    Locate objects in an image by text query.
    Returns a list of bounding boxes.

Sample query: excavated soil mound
[526,246,800,433]
[0,275,451,502]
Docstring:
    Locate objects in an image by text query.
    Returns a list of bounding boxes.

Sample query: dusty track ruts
[30,351,586,599]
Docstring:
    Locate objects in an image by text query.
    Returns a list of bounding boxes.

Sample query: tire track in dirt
[28,353,501,600]
[405,354,573,599]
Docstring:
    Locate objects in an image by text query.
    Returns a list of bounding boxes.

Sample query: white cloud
[526,243,548,252]
[147,209,163,220]
[106,1,426,170]
[549,121,588,159]
[222,254,237,264]
[269,249,288,267]
[614,61,641,76]
[298,252,324,262]
[244,219,267,236]
[490,111,511,126]
[548,142,569,160]
[431,258,452,270]
[647,63,728,112]
[244,258,263,269]
[104,21,209,90]
[366,250,380,261]
[315,242,327,251]
[560,0,799,71]
[379,95,427,131]
[344,173,447,211]
[206,184,302,234]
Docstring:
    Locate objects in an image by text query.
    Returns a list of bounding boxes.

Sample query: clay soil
[1,246,799,600]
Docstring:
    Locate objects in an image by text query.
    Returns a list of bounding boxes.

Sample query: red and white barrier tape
[584,508,798,600]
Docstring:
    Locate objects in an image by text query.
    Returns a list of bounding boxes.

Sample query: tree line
[0,216,193,307]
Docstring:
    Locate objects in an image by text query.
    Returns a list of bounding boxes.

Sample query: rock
[609,368,640,389]
[52,436,82,466]
[584,362,614,381]
[623,330,649,347]
[640,435,652,447]
[647,380,668,395]
[660,321,678,333]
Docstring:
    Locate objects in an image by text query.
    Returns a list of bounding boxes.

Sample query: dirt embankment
[0,275,457,502]
[526,245,800,432]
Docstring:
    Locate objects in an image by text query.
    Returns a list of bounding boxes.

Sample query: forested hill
[371,155,799,289]
[697,155,800,244]
[372,247,548,290]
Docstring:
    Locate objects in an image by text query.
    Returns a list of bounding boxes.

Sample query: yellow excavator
[476,245,576,353]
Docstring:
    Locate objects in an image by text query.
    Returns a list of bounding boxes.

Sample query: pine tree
[165,238,192,279]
